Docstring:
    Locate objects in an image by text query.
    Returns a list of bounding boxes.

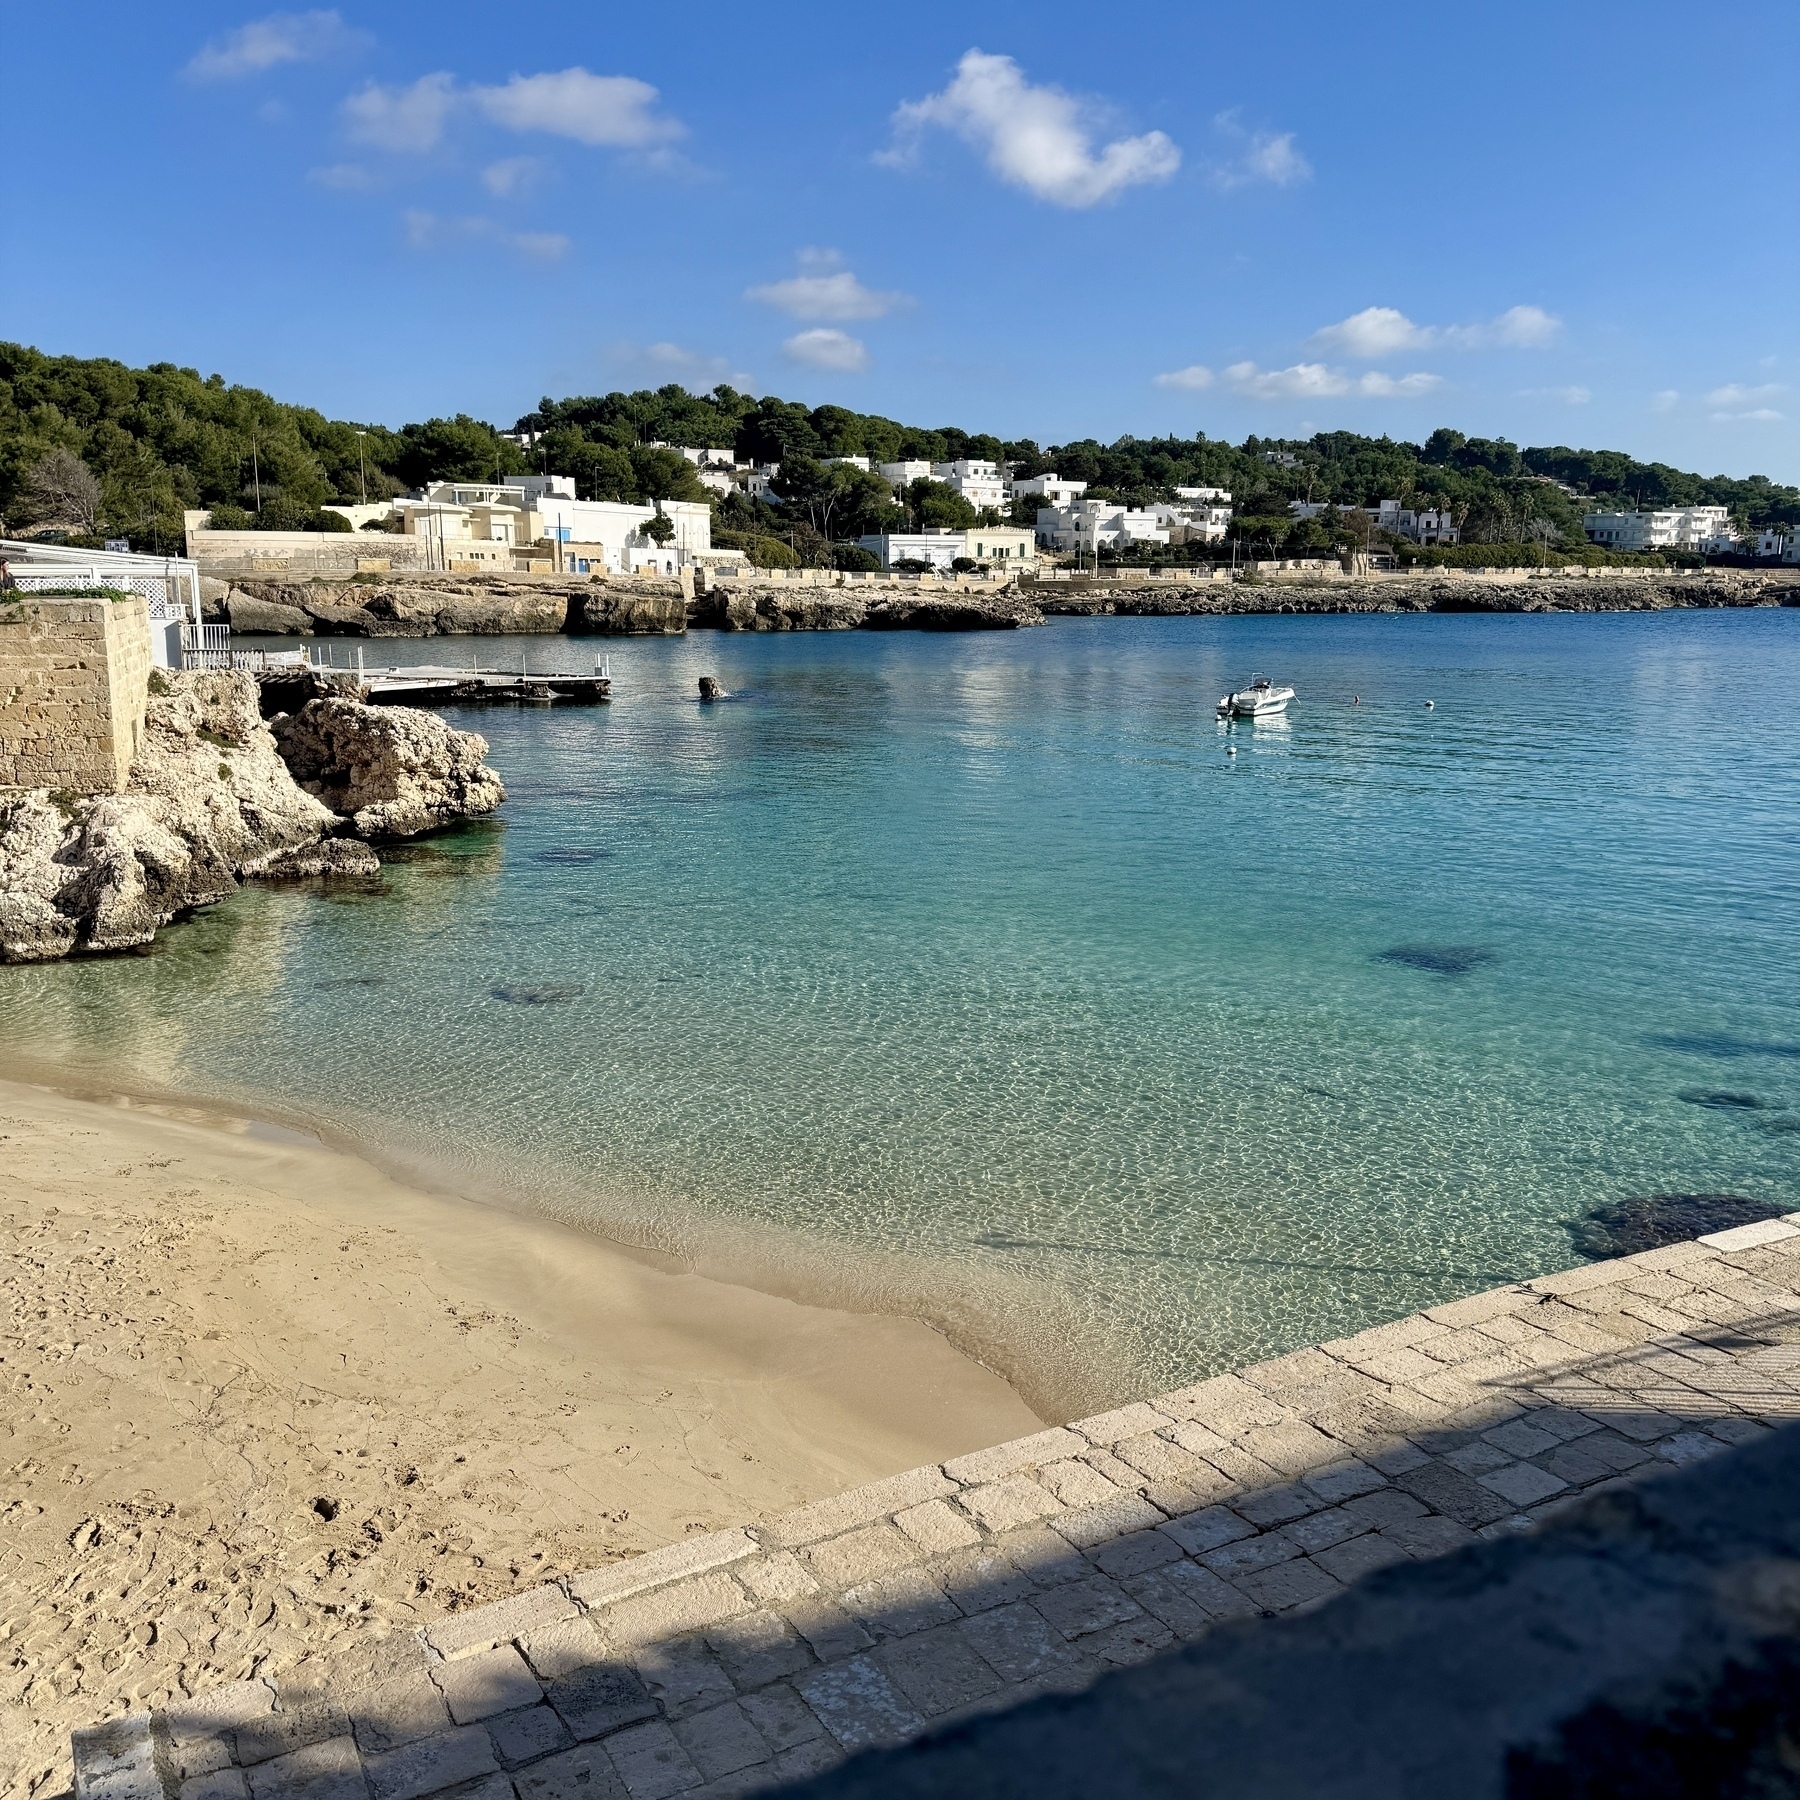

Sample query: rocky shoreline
[202,569,1800,639]
[0,670,505,962]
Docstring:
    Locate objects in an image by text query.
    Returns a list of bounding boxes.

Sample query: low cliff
[0,674,507,961]
[691,585,1045,631]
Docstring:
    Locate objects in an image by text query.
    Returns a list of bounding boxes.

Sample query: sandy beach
[0,1077,1042,1799]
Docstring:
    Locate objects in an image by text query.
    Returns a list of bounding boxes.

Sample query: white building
[1010,473,1088,506]
[1754,526,1791,559]
[1036,500,1169,555]
[930,460,1006,511]
[856,532,968,571]
[1583,506,1731,552]
[877,460,936,488]
[1153,502,1232,544]
[1286,498,1455,544]
[962,526,1036,568]
[824,456,871,472]
[1173,487,1231,504]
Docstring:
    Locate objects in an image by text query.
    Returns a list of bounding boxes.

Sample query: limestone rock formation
[0,672,337,961]
[862,590,1045,630]
[257,838,382,879]
[569,581,688,635]
[272,699,506,839]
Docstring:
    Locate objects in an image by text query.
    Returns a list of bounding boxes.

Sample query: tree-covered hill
[2,341,1794,554]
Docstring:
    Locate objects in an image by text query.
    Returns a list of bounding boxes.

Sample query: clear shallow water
[4,611,1798,1414]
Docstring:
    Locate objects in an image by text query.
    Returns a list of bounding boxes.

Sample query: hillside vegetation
[2,342,1795,557]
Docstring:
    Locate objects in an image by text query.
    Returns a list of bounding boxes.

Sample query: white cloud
[470,68,682,148]
[618,342,756,392]
[746,249,911,322]
[1711,407,1784,424]
[1650,390,1681,412]
[307,161,373,190]
[1313,303,1561,356]
[343,72,457,151]
[186,9,363,80]
[783,329,869,373]
[881,50,1179,208]
[481,156,543,196]
[1223,361,1440,401]
[1706,382,1783,408]
[1154,366,1215,391]
[1204,112,1311,192]
[403,210,568,261]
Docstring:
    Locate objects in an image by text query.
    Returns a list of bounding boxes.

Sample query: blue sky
[6,0,1797,479]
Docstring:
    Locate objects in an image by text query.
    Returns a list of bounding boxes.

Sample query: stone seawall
[71,1210,1800,1799]
[0,592,151,794]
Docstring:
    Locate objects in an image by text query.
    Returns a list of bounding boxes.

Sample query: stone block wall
[0,594,153,794]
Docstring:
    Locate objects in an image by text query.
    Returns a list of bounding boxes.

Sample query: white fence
[1,540,203,668]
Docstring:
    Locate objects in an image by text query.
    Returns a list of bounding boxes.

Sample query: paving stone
[1588,1407,1680,1442]
[892,1499,980,1555]
[1051,1495,1168,1548]
[792,1657,924,1751]
[570,1535,759,1610]
[736,1686,825,1753]
[1161,1419,1232,1457]
[732,1554,820,1608]
[1338,1488,1429,1530]
[1241,1347,1344,1401]
[1109,1433,1206,1483]
[232,1707,352,1768]
[1140,1469,1238,1514]
[704,1611,813,1689]
[798,1524,919,1590]
[424,1584,579,1663]
[670,1703,771,1782]
[1482,1419,1565,1459]
[874,1625,1005,1716]
[766,1739,844,1786]
[1278,1506,1363,1555]
[1075,1446,1151,1492]
[1477,1462,1569,1507]
[1537,1444,1618,1488]
[782,1597,874,1663]
[174,1743,236,1786]
[520,1620,613,1682]
[1196,1442,1286,1489]
[503,1743,629,1800]
[1313,1533,1409,1582]
[1158,1506,1255,1557]
[630,1637,735,1719]
[244,1736,365,1800]
[164,1680,277,1742]
[600,1575,751,1648]
[1030,1575,1143,1640]
[838,1566,960,1640]
[346,1673,452,1755]
[1364,1440,1433,1476]
[956,1475,1064,1532]
[1228,1557,1342,1614]
[941,1428,1088,1486]
[1233,1420,1344,1476]
[1442,1440,1515,1476]
[1122,1560,1257,1637]
[487,1703,573,1769]
[1319,1316,1449,1360]
[1379,1515,1478,1559]
[1422,1287,1534,1328]
[1707,1417,1774,1446]
[181,1773,248,1800]
[363,1724,499,1800]
[1301,1461,1386,1505]
[1156,1373,1292,1434]
[1234,1480,1325,1527]
[1068,1402,1174,1445]
[431,1645,543,1725]
[1699,1219,1800,1251]
[542,1661,659,1743]
[925,1547,1035,1613]
[1528,1261,1640,1296]
[761,1466,961,1550]
[1084,1614,1177,1665]
[1201,1534,1300,1579]
[956,1601,1091,1686]
[1653,1431,1732,1466]
[1392,1460,1517,1527]
[603,1720,704,1800]
[1088,1529,1182,1580]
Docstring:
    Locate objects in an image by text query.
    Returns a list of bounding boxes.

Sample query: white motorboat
[1217,675,1295,718]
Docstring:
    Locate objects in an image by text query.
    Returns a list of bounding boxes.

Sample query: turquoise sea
[4,609,1797,1415]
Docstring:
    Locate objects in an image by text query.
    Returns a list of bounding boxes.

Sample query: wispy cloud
[783,329,869,373]
[186,9,365,80]
[746,249,911,322]
[481,156,543,197]
[611,342,756,393]
[880,50,1178,208]
[1650,390,1681,412]
[1222,361,1440,401]
[1153,366,1215,391]
[1518,385,1591,405]
[403,210,568,261]
[470,69,682,148]
[307,161,374,190]
[1203,112,1310,192]
[344,72,457,151]
[343,66,680,157]
[1312,304,1561,356]
[1706,381,1786,422]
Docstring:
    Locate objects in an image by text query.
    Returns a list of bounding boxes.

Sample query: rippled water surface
[5,610,1797,1412]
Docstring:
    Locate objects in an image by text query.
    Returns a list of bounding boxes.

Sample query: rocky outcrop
[863,590,1045,630]
[272,699,506,839]
[689,586,1046,631]
[568,581,688,634]
[693,588,868,631]
[258,839,382,879]
[0,672,338,962]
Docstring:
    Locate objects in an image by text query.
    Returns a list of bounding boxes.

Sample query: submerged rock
[256,839,382,879]
[272,699,506,839]
[1375,944,1497,976]
[1676,1088,1765,1109]
[1566,1193,1785,1259]
[0,672,337,962]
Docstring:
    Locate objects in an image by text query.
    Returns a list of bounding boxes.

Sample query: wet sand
[0,1078,1042,1798]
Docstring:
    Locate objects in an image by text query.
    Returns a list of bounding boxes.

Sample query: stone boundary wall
[186,531,433,579]
[0,593,152,794]
[71,1210,1800,1800]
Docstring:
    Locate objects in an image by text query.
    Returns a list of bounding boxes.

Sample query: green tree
[906,478,977,531]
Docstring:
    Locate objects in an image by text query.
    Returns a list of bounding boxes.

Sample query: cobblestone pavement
[73,1215,1800,1800]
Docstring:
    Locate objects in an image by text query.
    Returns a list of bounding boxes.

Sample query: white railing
[1,540,202,634]
[180,623,233,670]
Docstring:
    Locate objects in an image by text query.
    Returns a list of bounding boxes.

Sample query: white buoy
[1425,700,1435,709]
[1227,745,1237,757]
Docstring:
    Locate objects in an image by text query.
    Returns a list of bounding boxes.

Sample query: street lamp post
[356,431,368,504]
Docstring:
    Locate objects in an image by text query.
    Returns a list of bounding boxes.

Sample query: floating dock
[358,664,611,705]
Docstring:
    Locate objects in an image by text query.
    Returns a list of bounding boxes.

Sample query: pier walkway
[73,1213,1800,1800]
